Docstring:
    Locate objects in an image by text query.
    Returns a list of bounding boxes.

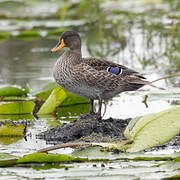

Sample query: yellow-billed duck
[51,30,150,118]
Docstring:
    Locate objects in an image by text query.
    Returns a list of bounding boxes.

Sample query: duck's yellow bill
[51,39,66,52]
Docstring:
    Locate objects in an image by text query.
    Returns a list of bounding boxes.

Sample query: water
[0,0,180,179]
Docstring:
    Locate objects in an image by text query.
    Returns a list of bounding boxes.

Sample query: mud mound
[38,114,131,143]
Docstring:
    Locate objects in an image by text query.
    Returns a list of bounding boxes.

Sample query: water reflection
[0,38,59,90]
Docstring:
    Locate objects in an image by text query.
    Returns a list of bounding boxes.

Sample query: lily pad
[0,136,23,145]
[0,100,35,114]
[17,153,87,164]
[37,86,67,114]
[0,84,30,97]
[0,114,34,122]
[0,153,18,160]
[124,106,180,152]
[0,153,18,167]
[0,136,23,146]
[33,164,71,170]
[0,123,24,145]
[0,124,24,136]
[0,96,34,101]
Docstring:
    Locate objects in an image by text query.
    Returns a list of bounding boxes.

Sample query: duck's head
[51,30,81,52]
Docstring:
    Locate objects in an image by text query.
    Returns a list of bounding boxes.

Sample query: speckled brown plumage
[52,30,150,118]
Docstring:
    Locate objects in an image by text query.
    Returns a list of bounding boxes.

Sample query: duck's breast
[53,54,100,99]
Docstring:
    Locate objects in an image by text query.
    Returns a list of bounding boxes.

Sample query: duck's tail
[128,73,180,91]
[122,75,151,92]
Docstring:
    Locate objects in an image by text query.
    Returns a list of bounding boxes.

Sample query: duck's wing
[73,59,150,93]
[83,57,145,79]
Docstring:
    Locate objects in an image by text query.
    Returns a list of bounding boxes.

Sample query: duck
[51,30,150,118]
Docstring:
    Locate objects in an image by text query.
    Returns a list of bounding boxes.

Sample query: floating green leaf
[0,101,35,114]
[133,156,172,161]
[33,164,71,170]
[0,153,18,160]
[0,136,23,145]
[0,85,29,97]
[0,158,18,167]
[0,153,18,167]
[125,106,180,152]
[37,86,67,114]
[0,124,24,136]
[0,114,34,122]
[0,124,24,145]
[0,96,34,101]
[17,153,87,164]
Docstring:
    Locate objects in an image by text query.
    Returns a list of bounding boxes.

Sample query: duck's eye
[107,67,123,75]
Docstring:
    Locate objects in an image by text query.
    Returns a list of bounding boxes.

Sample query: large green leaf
[124,106,180,152]
[34,82,58,101]
[37,86,67,114]
[0,101,35,114]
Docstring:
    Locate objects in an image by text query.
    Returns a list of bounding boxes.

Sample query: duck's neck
[70,48,82,56]
[64,49,82,65]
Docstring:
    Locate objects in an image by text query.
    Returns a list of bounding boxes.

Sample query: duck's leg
[97,97,102,118]
[90,99,95,114]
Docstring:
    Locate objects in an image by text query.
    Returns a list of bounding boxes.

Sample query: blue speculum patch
[108,67,122,75]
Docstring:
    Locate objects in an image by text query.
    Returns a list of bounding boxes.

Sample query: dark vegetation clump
[37,115,131,144]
